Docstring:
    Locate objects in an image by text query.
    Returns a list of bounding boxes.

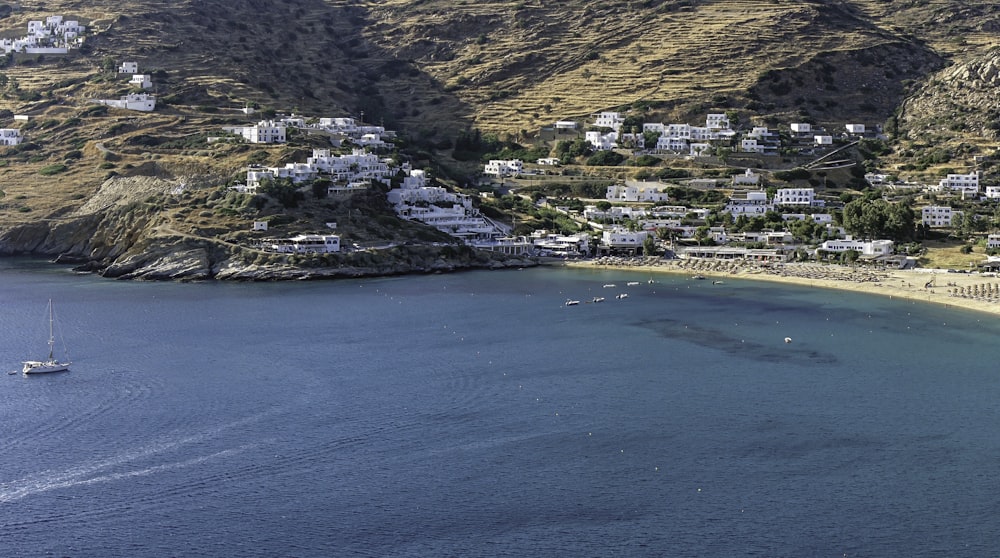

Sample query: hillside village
[0,8,998,279]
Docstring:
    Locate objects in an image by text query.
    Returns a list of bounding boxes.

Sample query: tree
[586,150,624,166]
[642,235,657,256]
[694,226,710,246]
[596,201,612,211]
[643,130,662,150]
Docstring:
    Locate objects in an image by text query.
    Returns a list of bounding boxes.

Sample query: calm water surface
[1,258,999,557]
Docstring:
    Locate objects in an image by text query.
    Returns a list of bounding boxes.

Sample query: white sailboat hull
[23,360,71,374]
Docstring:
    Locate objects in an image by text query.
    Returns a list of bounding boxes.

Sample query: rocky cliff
[0,176,537,281]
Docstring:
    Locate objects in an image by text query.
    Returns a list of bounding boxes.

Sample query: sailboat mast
[47,299,55,360]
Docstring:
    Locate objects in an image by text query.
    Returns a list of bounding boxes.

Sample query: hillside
[0,0,997,278]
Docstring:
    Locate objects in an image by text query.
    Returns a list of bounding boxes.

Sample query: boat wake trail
[0,411,274,504]
[0,446,253,503]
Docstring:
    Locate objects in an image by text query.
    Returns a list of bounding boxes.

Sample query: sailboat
[22,300,71,375]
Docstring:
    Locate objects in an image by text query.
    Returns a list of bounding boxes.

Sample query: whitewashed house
[733,168,761,186]
[724,190,772,216]
[484,159,523,177]
[95,92,156,111]
[741,138,766,154]
[0,128,23,146]
[774,188,816,207]
[262,234,340,254]
[530,231,590,255]
[129,74,152,89]
[706,113,730,130]
[593,111,624,131]
[936,172,979,195]
[783,213,833,224]
[987,234,1000,250]
[814,135,833,146]
[922,205,956,227]
[586,130,618,151]
[118,61,138,74]
[790,123,812,135]
[223,120,287,144]
[605,182,669,203]
[689,143,712,157]
[601,227,650,250]
[984,186,1000,200]
[819,237,894,257]
[846,124,866,135]
[656,136,688,153]
[554,120,578,130]
[388,169,504,243]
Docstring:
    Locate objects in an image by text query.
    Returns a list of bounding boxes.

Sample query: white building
[846,124,866,135]
[985,186,1000,200]
[605,182,669,203]
[936,172,979,194]
[118,61,138,74]
[95,92,156,111]
[705,113,730,130]
[484,159,523,177]
[724,190,772,216]
[601,227,650,250]
[774,188,816,207]
[593,111,624,131]
[783,213,833,224]
[245,148,392,190]
[922,205,956,227]
[224,120,287,144]
[988,234,1000,250]
[554,120,578,130]
[819,237,894,257]
[733,168,761,186]
[814,135,833,146]
[741,139,766,154]
[586,130,618,151]
[530,231,590,255]
[388,169,504,243]
[689,142,712,157]
[129,74,152,89]
[537,157,561,166]
[2,15,84,54]
[790,123,812,134]
[262,234,340,254]
[0,128,23,146]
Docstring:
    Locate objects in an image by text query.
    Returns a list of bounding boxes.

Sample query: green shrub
[39,163,68,175]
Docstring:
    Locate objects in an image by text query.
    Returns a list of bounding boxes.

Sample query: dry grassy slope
[361,0,992,132]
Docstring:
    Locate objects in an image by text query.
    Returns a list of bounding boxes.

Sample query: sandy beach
[563,256,1000,317]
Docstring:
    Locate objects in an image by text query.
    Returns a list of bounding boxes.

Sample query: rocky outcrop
[0,196,538,281]
[898,47,1000,140]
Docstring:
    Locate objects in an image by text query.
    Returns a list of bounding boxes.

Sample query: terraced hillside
[0,0,996,221]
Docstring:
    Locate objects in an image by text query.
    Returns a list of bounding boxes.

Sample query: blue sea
[2,258,999,557]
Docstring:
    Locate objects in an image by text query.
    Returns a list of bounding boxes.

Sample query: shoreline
[559,256,1000,317]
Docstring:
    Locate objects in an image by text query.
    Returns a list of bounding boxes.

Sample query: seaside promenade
[564,256,1000,317]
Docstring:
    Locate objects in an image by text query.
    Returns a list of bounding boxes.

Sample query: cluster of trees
[841,196,915,241]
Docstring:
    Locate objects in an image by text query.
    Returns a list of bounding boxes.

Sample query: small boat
[591,296,605,303]
[565,299,580,306]
[603,284,616,288]
[23,300,71,375]
[712,280,724,285]
[784,337,792,344]
[626,281,640,286]
[616,293,628,300]
[692,275,706,280]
